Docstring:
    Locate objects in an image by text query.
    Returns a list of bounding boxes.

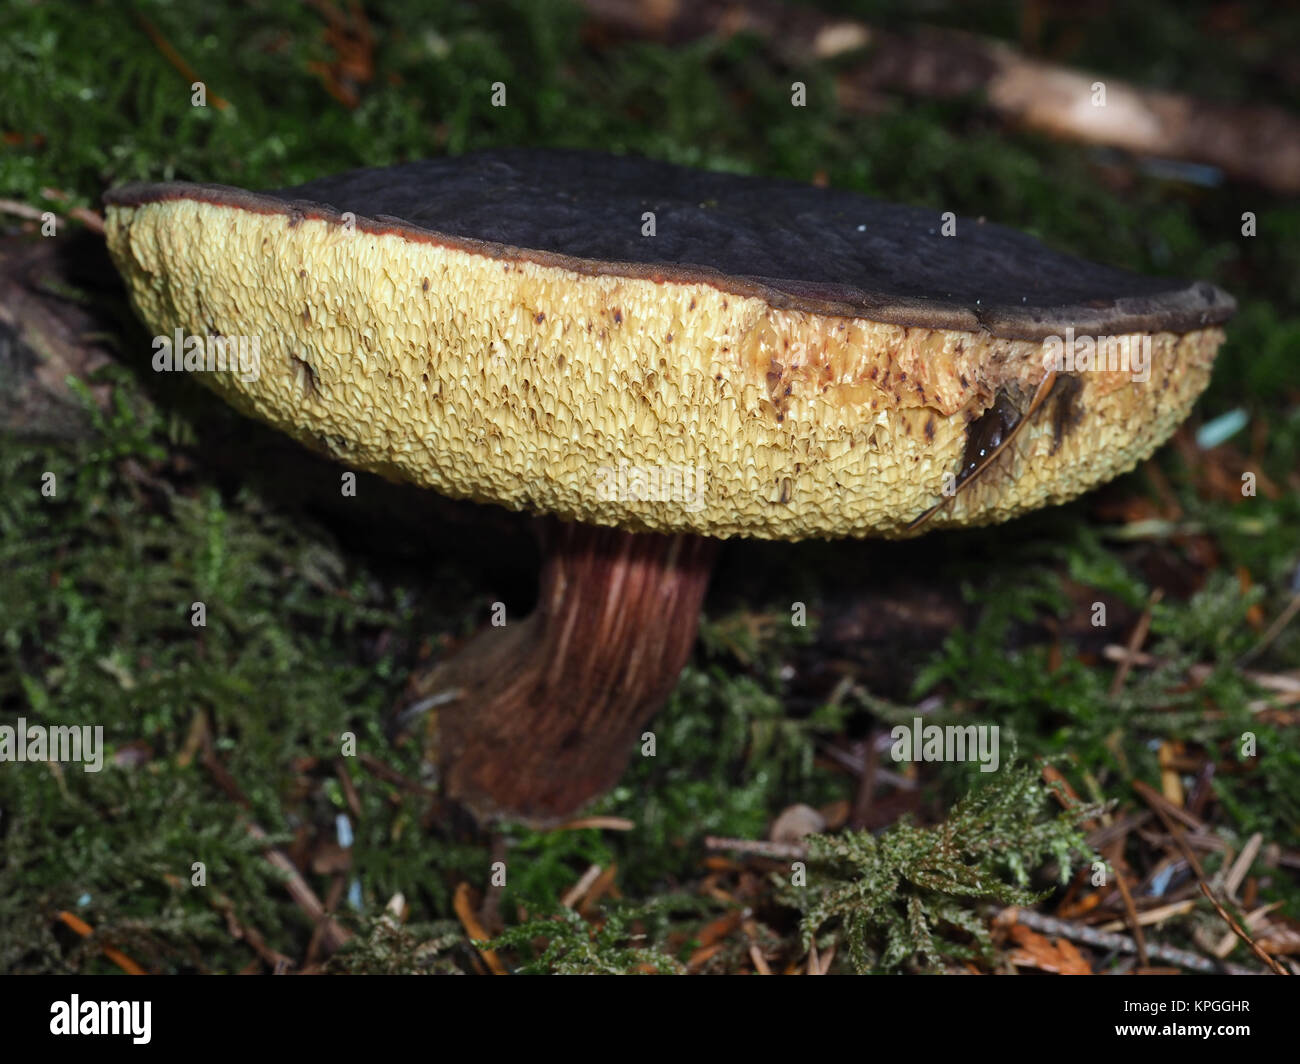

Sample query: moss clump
[789,766,1100,973]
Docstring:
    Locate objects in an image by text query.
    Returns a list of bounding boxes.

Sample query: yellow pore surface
[106,198,1222,540]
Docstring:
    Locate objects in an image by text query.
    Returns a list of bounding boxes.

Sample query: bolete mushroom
[103,149,1234,823]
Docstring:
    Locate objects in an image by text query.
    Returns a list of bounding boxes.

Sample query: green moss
[486,904,684,975]
[788,765,1099,973]
[2,0,1296,972]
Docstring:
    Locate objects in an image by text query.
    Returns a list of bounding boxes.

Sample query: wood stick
[200,742,353,954]
[579,0,1300,194]
[1109,588,1163,698]
[1133,780,1287,976]
[453,883,508,975]
[560,864,604,909]
[705,835,807,859]
[1111,866,1149,968]
[55,911,148,975]
[998,907,1256,975]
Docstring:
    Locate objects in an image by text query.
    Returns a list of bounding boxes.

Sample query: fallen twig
[1111,866,1149,969]
[132,11,229,110]
[1110,588,1163,698]
[1133,780,1288,976]
[553,816,636,832]
[997,907,1257,975]
[55,911,148,975]
[560,864,604,909]
[705,836,808,860]
[1103,645,1300,697]
[201,741,352,955]
[1240,590,1300,666]
[453,882,508,975]
[579,0,1300,194]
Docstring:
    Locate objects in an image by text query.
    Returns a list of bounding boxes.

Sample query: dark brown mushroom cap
[106,149,1233,340]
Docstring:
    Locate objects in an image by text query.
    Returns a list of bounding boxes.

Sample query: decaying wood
[0,233,116,439]
[580,0,1300,194]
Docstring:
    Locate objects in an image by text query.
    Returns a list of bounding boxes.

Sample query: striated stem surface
[418,517,717,823]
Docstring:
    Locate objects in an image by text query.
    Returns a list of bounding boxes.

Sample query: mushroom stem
[414,517,717,824]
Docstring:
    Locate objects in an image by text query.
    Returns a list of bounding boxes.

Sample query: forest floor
[1,0,1297,974]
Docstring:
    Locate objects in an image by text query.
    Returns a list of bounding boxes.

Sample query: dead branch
[580,0,1300,194]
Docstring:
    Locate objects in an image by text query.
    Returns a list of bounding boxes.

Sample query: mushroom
[103,149,1234,823]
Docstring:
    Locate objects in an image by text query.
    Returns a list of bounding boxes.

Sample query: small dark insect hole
[292,355,318,399]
